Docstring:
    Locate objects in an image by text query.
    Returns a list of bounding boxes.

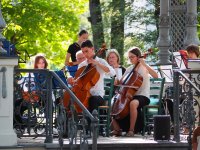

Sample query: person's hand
[139,58,146,66]
[87,58,99,65]
[66,62,74,66]
[67,77,75,85]
[114,78,119,86]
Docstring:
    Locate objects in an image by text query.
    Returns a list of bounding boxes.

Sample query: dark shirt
[120,66,126,75]
[67,42,81,62]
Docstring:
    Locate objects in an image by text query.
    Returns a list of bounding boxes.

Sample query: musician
[65,30,89,66]
[79,40,116,113]
[111,47,150,137]
[64,30,89,77]
[15,55,48,124]
[106,49,126,85]
[67,51,86,85]
[186,44,200,59]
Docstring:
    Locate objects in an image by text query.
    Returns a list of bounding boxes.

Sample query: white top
[123,64,150,98]
[78,57,116,97]
[114,68,123,80]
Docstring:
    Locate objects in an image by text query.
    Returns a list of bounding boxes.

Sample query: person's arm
[65,52,80,66]
[65,53,71,66]
[139,58,158,78]
[88,58,115,74]
[96,61,110,73]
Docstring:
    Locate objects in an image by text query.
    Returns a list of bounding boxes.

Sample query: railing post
[187,73,195,150]
[45,71,53,143]
[92,110,98,150]
[173,70,180,142]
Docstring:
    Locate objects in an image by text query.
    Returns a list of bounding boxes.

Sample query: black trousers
[88,95,104,113]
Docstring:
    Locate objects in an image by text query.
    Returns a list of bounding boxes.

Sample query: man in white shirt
[78,40,115,113]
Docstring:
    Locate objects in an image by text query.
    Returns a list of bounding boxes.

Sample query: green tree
[89,0,104,50]
[1,0,88,68]
[110,0,125,64]
[126,0,160,49]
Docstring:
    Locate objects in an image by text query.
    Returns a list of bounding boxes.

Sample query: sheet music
[160,65,173,83]
[173,52,187,70]
[152,65,173,83]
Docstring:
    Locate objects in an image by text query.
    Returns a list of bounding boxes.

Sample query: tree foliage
[1,0,88,68]
[110,0,125,64]
[89,0,104,50]
[125,0,160,49]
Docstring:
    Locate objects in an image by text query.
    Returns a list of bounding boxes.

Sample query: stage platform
[1,134,188,150]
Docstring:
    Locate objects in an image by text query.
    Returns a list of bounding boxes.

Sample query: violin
[111,62,143,119]
[63,44,107,113]
[141,48,153,59]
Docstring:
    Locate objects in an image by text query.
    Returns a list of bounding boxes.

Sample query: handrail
[50,71,98,150]
[173,69,200,149]
[14,69,98,150]
[178,70,200,94]
[50,71,97,122]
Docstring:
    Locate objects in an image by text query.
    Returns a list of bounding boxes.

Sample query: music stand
[152,65,173,83]
[173,51,187,70]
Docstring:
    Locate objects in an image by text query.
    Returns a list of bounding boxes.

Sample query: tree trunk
[111,0,125,64]
[89,0,104,51]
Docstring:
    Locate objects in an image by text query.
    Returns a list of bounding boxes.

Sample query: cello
[111,62,143,120]
[63,44,107,113]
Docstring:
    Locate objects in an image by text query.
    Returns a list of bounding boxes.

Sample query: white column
[0,57,18,146]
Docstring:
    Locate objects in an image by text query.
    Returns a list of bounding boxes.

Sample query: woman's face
[188,52,198,59]
[79,33,89,43]
[128,52,138,65]
[37,58,46,69]
[108,52,118,66]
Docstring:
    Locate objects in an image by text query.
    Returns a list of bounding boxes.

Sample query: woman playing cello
[111,47,150,137]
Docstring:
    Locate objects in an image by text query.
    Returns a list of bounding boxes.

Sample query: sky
[125,0,156,34]
[134,0,147,7]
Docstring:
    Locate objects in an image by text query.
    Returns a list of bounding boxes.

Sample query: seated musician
[111,47,150,137]
[106,49,126,85]
[105,49,126,96]
[67,51,86,85]
[78,40,115,113]
[186,44,200,59]
[15,55,48,124]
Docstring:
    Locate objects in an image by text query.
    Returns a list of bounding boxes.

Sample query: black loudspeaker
[154,115,170,141]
